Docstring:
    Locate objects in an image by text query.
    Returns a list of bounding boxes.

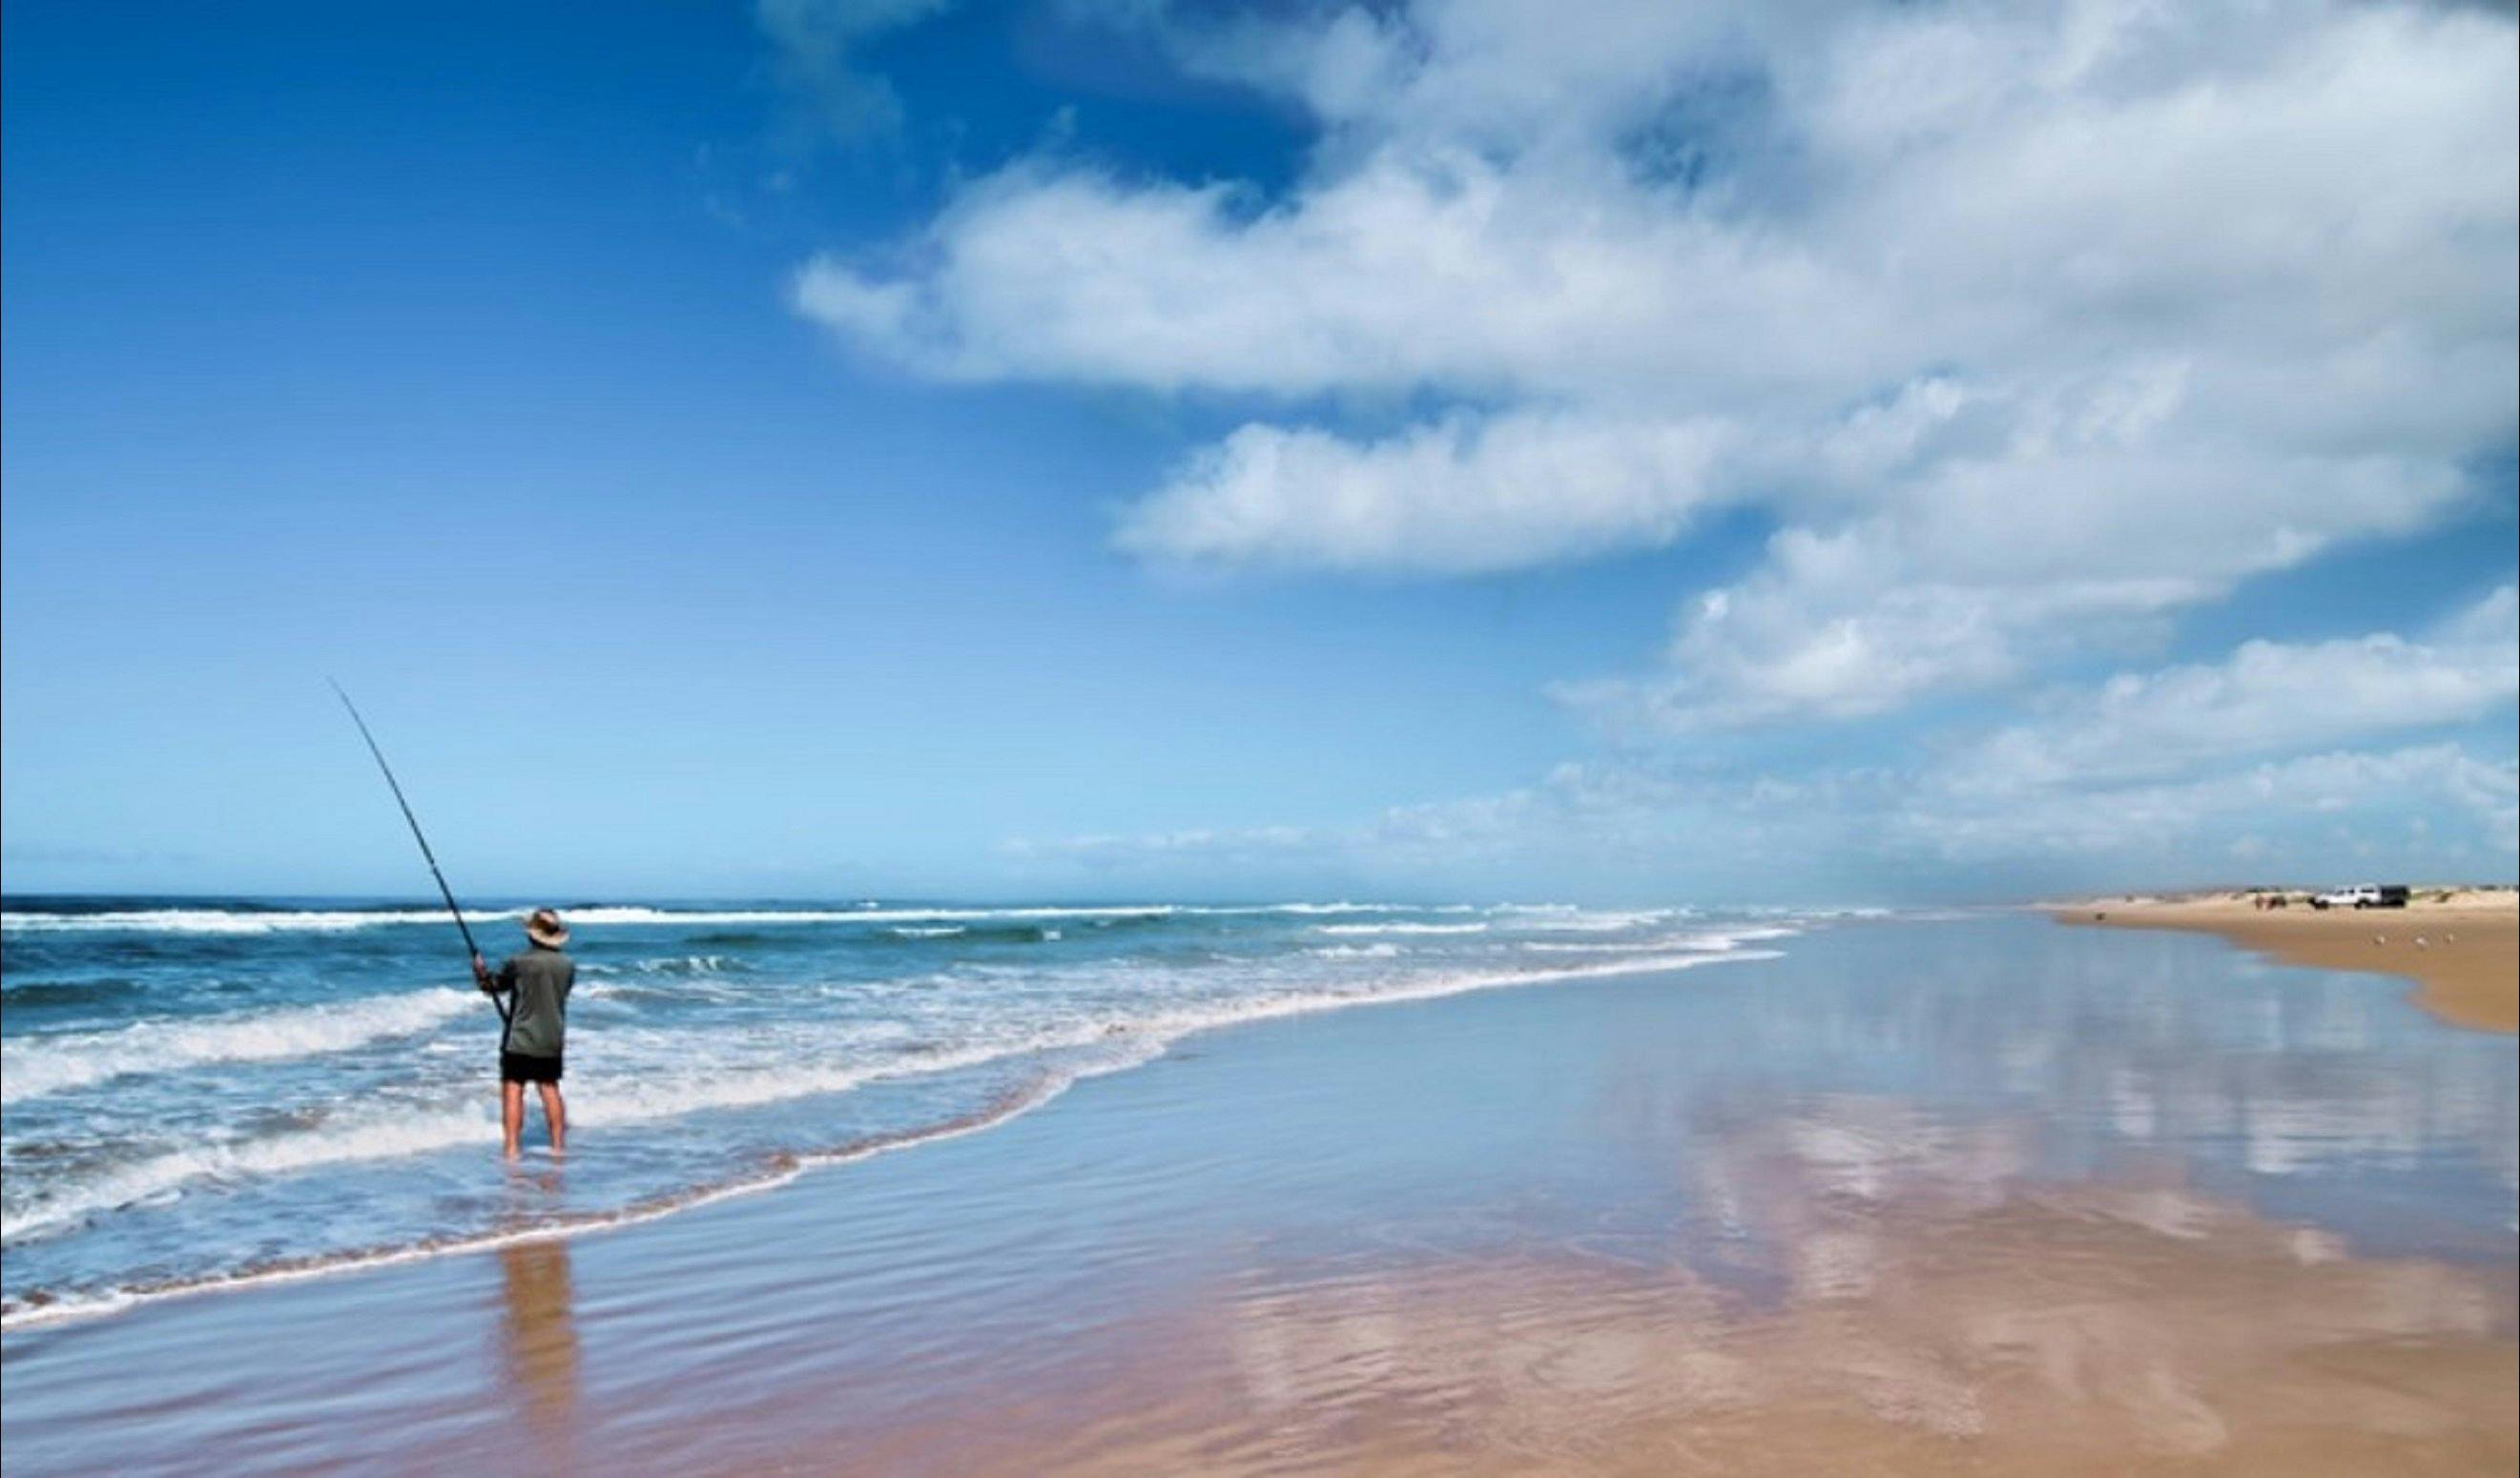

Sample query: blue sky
[4,0,2514,904]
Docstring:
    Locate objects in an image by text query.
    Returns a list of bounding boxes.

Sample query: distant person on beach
[473,908,576,1159]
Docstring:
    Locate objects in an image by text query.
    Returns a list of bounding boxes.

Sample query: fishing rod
[331,681,510,1027]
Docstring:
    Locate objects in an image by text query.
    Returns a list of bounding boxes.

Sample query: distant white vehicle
[2310,885,2408,910]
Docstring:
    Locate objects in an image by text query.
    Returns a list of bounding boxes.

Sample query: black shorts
[500,1051,564,1084]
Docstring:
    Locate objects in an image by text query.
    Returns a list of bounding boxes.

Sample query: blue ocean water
[0,895,1804,1324]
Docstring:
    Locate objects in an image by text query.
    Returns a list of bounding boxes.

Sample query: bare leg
[536,1082,567,1157]
[502,1080,526,1160]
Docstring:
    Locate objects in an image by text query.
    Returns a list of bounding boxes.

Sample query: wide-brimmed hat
[525,909,570,948]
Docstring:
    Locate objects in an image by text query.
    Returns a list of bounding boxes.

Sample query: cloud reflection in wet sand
[960,1097,2516,1477]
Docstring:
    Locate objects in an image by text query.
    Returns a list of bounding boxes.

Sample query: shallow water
[0,895,1795,1323]
[2,914,2511,1475]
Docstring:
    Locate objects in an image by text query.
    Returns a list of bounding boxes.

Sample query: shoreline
[2055,889,2518,1034]
[0,943,1787,1334]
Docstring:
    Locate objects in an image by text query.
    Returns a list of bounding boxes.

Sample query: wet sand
[921,1193,2515,1477]
[5,916,2513,1474]
[2059,891,2518,1033]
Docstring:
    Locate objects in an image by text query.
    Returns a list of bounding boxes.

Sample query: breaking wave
[0,901,1457,936]
[0,989,479,1105]
[1,1077,1069,1331]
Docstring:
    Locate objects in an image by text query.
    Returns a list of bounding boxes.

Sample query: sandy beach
[4,913,2511,1475]
[2058,888,2519,1034]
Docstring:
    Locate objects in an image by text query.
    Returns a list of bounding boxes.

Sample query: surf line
[331,681,512,1043]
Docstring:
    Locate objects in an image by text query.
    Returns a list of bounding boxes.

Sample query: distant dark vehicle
[2311,885,2409,910]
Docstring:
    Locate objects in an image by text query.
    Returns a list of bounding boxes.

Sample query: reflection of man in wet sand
[499,1239,581,1458]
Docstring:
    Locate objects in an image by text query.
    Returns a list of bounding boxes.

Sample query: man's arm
[472,953,513,995]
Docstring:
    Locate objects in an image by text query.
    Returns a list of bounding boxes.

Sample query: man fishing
[335,685,583,1160]
[474,909,576,1159]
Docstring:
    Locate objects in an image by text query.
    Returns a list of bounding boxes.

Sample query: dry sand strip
[2055,888,2518,1035]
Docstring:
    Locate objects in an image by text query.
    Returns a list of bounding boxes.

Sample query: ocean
[0,894,1807,1325]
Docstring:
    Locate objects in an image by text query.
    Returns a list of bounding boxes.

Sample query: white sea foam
[1314,922,1491,936]
[1518,926,1800,955]
[0,901,1433,935]
[0,1071,1082,1332]
[1208,902,1422,915]
[1691,926,1803,950]
[574,977,751,1007]
[1118,950,1781,1045]
[0,1102,498,1242]
[0,1026,1139,1245]
[581,955,750,977]
[0,908,531,935]
[558,906,1134,928]
[1521,910,1670,932]
[0,989,478,1104]
[0,905,1165,934]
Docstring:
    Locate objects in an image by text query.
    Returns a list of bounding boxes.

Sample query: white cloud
[1007,737,2516,898]
[797,0,2515,725]
[798,3,2514,414]
[1007,596,2520,895]
[1898,743,2519,866]
[1952,585,2520,790]
[1114,410,1735,573]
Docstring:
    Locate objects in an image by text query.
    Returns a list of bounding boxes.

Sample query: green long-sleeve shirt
[490,944,574,1057]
